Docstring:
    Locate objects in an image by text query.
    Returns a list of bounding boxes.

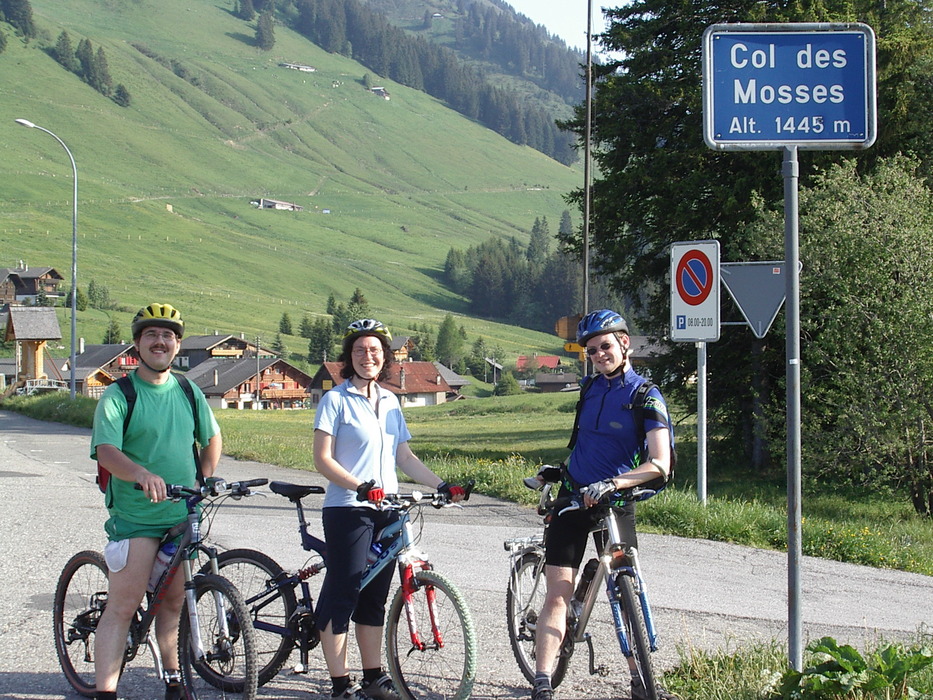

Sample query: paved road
[1,409,931,699]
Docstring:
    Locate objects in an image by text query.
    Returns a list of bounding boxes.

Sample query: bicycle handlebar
[555,486,657,516]
[135,476,269,501]
[363,479,476,510]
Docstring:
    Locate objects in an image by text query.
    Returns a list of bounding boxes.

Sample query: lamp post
[15,119,78,399]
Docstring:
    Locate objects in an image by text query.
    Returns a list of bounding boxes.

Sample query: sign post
[703,22,876,671]
[670,241,720,504]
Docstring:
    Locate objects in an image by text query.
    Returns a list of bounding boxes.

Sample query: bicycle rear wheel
[505,550,570,688]
[385,569,476,700]
[53,550,109,697]
[210,548,298,686]
[178,573,259,699]
[617,572,657,700]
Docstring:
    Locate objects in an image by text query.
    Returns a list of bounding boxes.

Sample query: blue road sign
[703,23,876,151]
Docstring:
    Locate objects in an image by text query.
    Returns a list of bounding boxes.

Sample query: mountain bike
[504,480,662,700]
[205,479,478,700]
[53,477,266,698]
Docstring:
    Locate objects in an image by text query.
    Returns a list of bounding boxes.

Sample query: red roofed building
[515,355,563,373]
[309,361,452,407]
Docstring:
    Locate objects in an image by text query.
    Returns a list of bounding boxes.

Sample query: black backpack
[567,375,676,489]
[96,373,201,494]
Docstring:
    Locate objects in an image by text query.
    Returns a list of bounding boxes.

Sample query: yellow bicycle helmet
[132,303,185,338]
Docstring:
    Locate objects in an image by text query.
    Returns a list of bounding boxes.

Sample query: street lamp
[15,118,78,399]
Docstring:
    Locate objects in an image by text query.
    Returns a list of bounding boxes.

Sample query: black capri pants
[316,506,399,634]
[544,486,637,570]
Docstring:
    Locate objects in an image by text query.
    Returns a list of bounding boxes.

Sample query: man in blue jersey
[530,310,677,700]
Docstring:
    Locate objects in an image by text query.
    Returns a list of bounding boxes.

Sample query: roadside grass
[7,389,931,577]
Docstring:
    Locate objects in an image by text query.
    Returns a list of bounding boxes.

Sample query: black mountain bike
[53,477,266,698]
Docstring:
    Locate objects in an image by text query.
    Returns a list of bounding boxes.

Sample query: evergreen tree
[435,313,462,367]
[0,27,6,54]
[66,287,88,312]
[35,288,49,306]
[307,318,335,363]
[326,292,338,315]
[494,370,522,396]
[103,317,121,344]
[95,46,113,95]
[272,332,286,356]
[1,0,35,38]
[256,9,275,51]
[113,84,131,107]
[279,312,293,335]
[299,314,314,339]
[54,31,80,73]
[558,210,573,237]
[527,216,550,264]
[346,288,370,321]
[237,0,255,21]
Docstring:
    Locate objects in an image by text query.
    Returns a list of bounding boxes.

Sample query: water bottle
[366,541,383,567]
[147,541,178,593]
[573,558,599,603]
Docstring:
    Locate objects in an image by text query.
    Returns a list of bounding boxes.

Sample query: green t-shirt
[90,371,220,527]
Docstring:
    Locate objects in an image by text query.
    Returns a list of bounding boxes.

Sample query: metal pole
[783,145,803,671]
[15,119,78,399]
[696,341,708,504]
[582,0,593,316]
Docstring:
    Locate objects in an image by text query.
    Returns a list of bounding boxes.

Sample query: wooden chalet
[0,262,65,304]
[178,334,266,371]
[516,355,563,373]
[72,343,138,398]
[185,357,312,410]
[534,372,580,393]
[309,361,452,407]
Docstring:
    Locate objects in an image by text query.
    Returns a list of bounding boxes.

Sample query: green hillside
[0,0,582,363]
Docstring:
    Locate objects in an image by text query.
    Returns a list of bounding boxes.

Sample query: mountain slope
[0,0,582,358]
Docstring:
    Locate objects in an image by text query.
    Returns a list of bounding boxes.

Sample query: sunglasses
[586,341,615,356]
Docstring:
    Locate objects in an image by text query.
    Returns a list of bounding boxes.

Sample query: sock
[96,693,118,700]
[331,675,351,696]
[362,667,383,684]
[534,671,551,689]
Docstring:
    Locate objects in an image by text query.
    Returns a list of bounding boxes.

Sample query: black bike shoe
[531,683,555,700]
[361,673,401,700]
[332,682,368,700]
[631,678,681,700]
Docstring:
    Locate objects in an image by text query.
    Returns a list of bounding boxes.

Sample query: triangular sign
[720,261,796,339]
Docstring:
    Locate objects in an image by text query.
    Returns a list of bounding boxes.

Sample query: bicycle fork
[399,562,444,652]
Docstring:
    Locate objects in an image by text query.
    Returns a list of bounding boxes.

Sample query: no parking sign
[671,241,720,342]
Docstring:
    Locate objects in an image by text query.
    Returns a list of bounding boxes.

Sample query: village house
[0,262,65,305]
[185,356,312,410]
[72,342,138,398]
[309,361,452,407]
[251,198,304,212]
[178,334,265,371]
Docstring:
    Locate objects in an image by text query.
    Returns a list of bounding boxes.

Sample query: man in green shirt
[90,303,222,700]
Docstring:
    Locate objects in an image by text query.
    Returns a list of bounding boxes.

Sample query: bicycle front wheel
[53,550,109,697]
[211,548,298,686]
[385,569,476,700]
[505,550,570,688]
[617,572,657,700]
[179,573,259,699]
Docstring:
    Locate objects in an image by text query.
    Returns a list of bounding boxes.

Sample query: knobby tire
[53,550,109,697]
[385,569,476,700]
[178,573,259,699]
[208,548,298,686]
[617,572,657,700]
[505,550,570,688]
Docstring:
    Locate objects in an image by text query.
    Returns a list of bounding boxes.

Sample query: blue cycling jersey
[566,367,671,486]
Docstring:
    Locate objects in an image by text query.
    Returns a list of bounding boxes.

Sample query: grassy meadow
[2,0,581,363]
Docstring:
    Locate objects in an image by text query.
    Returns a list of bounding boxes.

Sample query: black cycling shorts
[544,488,637,570]
[315,507,399,634]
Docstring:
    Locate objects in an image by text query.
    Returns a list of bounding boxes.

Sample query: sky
[504,0,614,53]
